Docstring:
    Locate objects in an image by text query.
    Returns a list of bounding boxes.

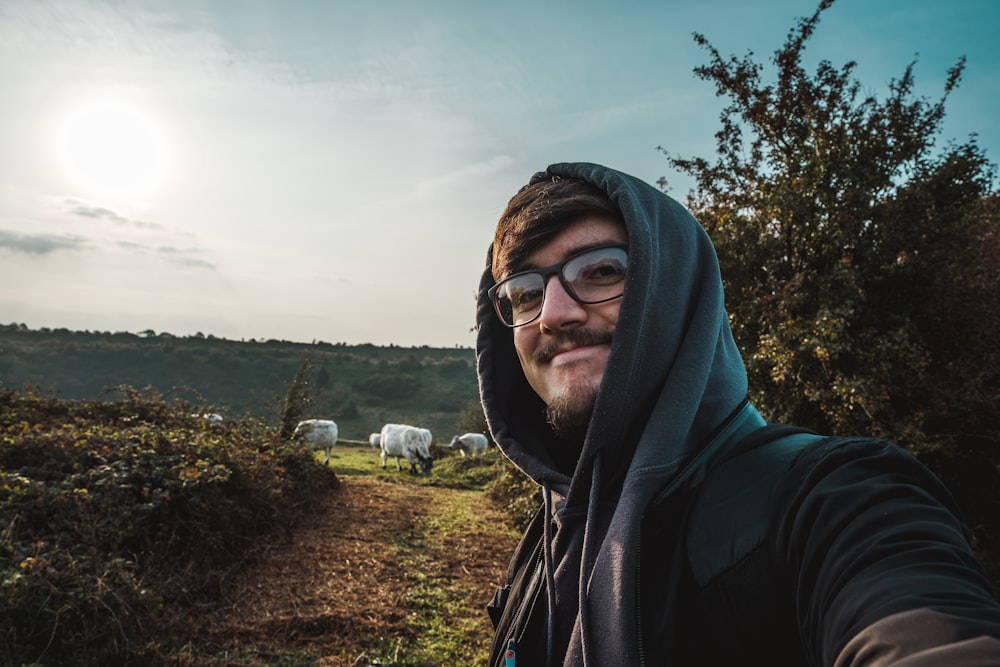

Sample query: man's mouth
[549,345,606,364]
[535,328,613,364]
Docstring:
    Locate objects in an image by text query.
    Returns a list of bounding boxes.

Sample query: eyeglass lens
[492,246,627,327]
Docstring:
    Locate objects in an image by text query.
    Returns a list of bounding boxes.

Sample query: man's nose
[537,276,586,330]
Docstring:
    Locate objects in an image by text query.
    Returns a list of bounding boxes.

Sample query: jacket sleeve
[772,438,1000,666]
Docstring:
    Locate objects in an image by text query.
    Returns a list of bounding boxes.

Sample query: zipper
[504,637,517,666]
[494,547,546,667]
[635,525,645,667]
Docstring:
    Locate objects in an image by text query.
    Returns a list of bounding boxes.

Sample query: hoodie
[477,163,1000,667]
[476,162,749,664]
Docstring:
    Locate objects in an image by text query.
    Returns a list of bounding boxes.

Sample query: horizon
[0,320,475,350]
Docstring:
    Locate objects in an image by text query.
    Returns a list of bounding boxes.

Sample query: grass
[389,480,511,666]
[314,442,515,666]
[319,439,385,476]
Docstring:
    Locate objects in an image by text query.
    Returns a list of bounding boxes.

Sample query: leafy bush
[444,399,542,530]
[660,0,1000,588]
[0,387,337,666]
[484,465,540,532]
[430,448,507,491]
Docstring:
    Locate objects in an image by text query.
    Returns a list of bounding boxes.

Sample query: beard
[533,326,613,443]
[545,381,598,443]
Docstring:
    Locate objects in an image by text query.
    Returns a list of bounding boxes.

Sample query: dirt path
[180,476,520,666]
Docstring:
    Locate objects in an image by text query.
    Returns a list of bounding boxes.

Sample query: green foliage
[0,326,478,442]
[485,463,542,533]
[0,387,337,666]
[453,399,489,438]
[278,358,317,441]
[429,447,507,491]
[448,399,542,528]
[659,0,999,584]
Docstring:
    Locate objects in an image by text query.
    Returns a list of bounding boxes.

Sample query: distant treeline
[0,323,479,440]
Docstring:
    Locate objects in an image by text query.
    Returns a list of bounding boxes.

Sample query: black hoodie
[477,162,749,664]
[476,163,1000,666]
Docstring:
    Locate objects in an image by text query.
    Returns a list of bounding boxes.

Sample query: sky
[1,0,997,349]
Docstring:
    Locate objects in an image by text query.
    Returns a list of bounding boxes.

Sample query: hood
[476,162,747,502]
[476,162,749,665]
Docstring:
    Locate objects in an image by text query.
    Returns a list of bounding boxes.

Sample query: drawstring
[542,480,555,667]
[540,455,601,667]
[578,452,602,666]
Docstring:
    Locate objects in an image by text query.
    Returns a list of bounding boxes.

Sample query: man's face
[510,215,628,436]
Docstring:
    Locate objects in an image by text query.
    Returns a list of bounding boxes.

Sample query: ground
[173,476,520,666]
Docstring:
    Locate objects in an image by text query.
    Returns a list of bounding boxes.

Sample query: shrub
[0,387,337,666]
[485,463,542,532]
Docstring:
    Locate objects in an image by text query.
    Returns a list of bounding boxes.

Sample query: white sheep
[292,419,339,464]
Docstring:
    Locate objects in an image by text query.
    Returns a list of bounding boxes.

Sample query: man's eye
[582,261,625,283]
[510,287,543,311]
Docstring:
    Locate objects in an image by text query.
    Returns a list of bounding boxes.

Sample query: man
[476,162,1000,666]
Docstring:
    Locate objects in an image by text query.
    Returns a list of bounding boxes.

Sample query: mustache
[534,327,614,364]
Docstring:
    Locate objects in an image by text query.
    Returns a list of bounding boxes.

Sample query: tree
[659,0,999,577]
[454,399,489,438]
[278,358,317,441]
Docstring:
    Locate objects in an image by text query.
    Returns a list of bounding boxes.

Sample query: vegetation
[281,445,519,667]
[659,0,999,580]
[278,359,318,441]
[0,325,478,442]
[0,386,521,666]
[385,458,513,666]
[0,386,338,666]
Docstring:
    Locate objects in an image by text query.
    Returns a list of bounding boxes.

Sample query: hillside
[0,324,479,441]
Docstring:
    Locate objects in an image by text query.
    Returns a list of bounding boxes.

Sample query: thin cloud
[422,154,517,192]
[111,239,216,270]
[156,245,216,270]
[362,153,518,217]
[167,256,216,270]
[0,229,87,254]
[63,198,165,231]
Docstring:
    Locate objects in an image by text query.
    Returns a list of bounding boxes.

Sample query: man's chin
[545,387,598,442]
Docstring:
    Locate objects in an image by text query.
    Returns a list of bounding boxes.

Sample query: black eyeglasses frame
[487,244,628,328]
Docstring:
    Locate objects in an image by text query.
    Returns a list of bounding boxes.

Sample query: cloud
[110,240,215,270]
[419,154,518,193]
[62,198,165,231]
[167,256,216,270]
[156,245,216,270]
[0,228,88,254]
[360,153,518,219]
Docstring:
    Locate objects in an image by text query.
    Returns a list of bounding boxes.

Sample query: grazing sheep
[379,423,433,475]
[449,432,489,457]
[292,419,338,464]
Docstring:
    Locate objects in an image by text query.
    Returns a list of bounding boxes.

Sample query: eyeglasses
[488,245,628,328]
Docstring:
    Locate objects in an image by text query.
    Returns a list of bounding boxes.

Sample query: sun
[55,95,168,198]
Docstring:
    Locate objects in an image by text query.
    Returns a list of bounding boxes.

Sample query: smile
[549,344,609,365]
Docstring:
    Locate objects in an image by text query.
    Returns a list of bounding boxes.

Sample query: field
[166,443,523,666]
[0,388,533,667]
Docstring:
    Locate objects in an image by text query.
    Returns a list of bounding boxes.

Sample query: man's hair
[491,176,622,280]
